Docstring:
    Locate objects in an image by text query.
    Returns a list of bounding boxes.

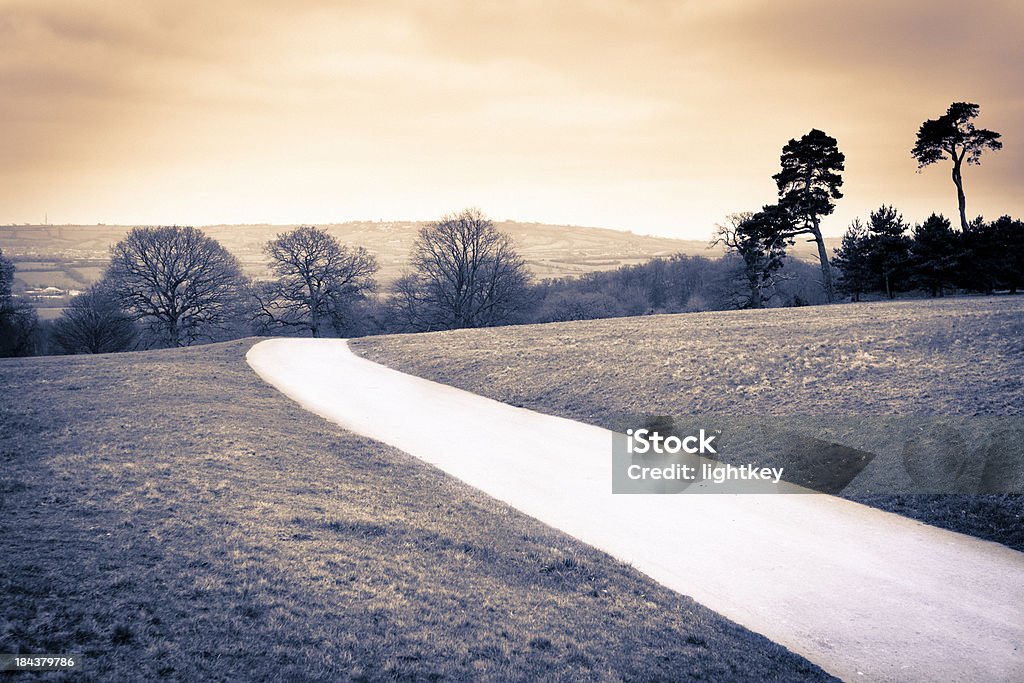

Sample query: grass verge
[0,340,830,681]
[352,296,1024,552]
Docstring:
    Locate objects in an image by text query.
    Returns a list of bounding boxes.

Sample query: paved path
[247,338,1024,682]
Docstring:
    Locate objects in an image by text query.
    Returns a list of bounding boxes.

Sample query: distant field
[0,340,829,680]
[353,296,1024,550]
[5,256,105,298]
[1,222,839,293]
[34,307,65,320]
[14,271,81,289]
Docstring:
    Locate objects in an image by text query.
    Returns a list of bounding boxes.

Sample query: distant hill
[0,221,838,291]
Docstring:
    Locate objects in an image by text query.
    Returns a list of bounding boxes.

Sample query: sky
[1,0,1021,239]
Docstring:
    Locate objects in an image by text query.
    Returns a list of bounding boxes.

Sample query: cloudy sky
[1,0,1021,239]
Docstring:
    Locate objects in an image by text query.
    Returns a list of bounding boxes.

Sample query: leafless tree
[1,246,39,357]
[394,208,530,331]
[253,226,378,337]
[51,285,137,354]
[104,226,247,347]
[0,246,14,302]
[712,210,789,309]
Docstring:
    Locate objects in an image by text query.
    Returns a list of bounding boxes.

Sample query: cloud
[0,0,1020,236]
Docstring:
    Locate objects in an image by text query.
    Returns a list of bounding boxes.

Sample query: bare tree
[0,246,14,302]
[394,208,530,331]
[253,226,378,337]
[104,226,247,347]
[0,246,39,357]
[51,285,137,354]
[713,209,789,309]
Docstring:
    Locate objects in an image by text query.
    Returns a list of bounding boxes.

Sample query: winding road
[247,338,1024,682]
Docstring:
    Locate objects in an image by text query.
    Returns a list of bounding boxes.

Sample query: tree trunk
[952,158,968,233]
[310,309,321,338]
[168,316,180,347]
[749,276,762,309]
[810,222,835,303]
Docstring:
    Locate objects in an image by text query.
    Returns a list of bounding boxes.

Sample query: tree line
[834,210,1023,300]
[711,101,1014,308]
[0,208,535,355]
[0,210,826,358]
[1,101,1020,357]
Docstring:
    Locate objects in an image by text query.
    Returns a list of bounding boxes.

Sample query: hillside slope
[0,340,829,680]
[249,337,1024,682]
[353,296,1024,550]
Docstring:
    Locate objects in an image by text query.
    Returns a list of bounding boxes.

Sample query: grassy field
[353,296,1024,552]
[0,341,830,680]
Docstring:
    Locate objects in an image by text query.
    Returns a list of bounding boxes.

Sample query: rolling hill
[353,296,1024,551]
[1,221,838,293]
[0,339,829,680]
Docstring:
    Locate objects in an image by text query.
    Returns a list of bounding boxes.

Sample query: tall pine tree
[773,129,845,302]
[833,219,872,302]
[910,214,959,297]
[866,206,912,299]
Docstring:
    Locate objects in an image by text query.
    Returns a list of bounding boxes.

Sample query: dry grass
[0,340,830,681]
[353,296,1024,550]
